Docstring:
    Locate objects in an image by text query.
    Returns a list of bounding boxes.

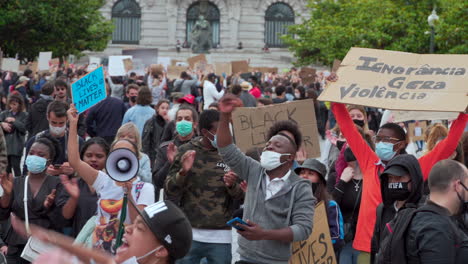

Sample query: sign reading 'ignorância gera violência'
[319,47,468,112]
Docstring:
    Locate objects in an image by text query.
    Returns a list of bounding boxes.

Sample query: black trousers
[7,155,21,177]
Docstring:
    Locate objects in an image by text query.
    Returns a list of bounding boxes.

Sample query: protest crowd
[0,53,466,264]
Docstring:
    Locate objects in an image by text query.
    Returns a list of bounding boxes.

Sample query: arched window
[265,2,295,48]
[186,1,220,47]
[112,0,141,44]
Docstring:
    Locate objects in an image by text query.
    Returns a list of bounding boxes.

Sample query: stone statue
[191,15,212,54]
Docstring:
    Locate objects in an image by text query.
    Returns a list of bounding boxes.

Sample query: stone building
[95,0,310,68]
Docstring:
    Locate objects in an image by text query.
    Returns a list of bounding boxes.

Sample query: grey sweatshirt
[219,144,316,264]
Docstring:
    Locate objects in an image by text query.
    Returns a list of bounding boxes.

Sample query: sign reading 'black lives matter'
[319,47,468,112]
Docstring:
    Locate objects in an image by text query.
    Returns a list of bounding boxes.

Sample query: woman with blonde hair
[114,123,152,183]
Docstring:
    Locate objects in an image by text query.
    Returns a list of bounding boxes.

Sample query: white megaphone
[105,148,139,182]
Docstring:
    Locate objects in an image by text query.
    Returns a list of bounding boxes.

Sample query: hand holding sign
[219,95,243,114]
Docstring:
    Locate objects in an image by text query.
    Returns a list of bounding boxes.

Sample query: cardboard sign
[231,60,249,74]
[408,121,427,141]
[290,201,337,264]
[38,52,52,71]
[123,58,133,72]
[318,47,468,112]
[49,58,60,69]
[249,67,278,74]
[167,65,187,80]
[299,67,317,85]
[215,62,232,76]
[332,59,341,73]
[71,66,106,113]
[1,58,19,72]
[108,56,132,76]
[187,54,206,69]
[87,57,101,72]
[392,111,459,123]
[232,99,320,158]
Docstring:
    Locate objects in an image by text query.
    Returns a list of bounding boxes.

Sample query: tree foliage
[0,0,113,62]
[283,0,467,66]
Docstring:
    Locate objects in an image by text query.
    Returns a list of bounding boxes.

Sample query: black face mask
[336,140,346,151]
[457,182,468,216]
[312,182,319,194]
[353,119,365,128]
[130,96,137,103]
[387,181,411,201]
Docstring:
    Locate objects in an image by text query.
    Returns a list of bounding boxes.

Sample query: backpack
[375,204,439,264]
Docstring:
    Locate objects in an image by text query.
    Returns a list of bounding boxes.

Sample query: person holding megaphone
[67,104,155,255]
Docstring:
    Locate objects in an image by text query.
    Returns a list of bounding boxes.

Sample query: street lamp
[427,8,439,53]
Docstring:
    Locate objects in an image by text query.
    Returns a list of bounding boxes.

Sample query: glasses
[373,135,401,143]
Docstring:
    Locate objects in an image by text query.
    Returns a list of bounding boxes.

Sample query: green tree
[283,0,467,66]
[0,0,113,62]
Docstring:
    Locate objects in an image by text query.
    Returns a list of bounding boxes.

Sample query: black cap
[139,200,192,259]
[382,165,409,177]
[294,159,327,181]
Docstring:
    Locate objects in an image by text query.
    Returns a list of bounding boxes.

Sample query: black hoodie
[370,154,425,262]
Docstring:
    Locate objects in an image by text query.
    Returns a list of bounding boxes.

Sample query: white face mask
[260,151,290,171]
[294,93,301,98]
[49,124,66,136]
[120,245,163,264]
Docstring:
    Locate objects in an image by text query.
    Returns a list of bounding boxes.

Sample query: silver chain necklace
[352,179,362,192]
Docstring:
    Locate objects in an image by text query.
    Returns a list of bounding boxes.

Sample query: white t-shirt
[192,228,232,244]
[91,171,155,254]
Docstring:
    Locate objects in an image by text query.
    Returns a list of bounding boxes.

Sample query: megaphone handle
[114,192,128,250]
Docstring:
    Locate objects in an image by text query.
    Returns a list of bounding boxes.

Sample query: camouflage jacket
[165,137,244,229]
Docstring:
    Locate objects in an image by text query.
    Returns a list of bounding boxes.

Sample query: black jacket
[142,114,167,165]
[26,96,53,140]
[406,200,468,264]
[371,154,425,261]
[0,110,28,156]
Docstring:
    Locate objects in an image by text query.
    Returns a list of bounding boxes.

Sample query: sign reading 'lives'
[71,66,106,113]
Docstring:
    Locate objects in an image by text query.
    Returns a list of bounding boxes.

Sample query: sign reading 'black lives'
[319,48,468,112]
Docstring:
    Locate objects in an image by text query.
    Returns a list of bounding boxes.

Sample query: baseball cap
[19,76,30,83]
[240,81,252,91]
[382,165,409,177]
[137,200,192,259]
[177,94,195,105]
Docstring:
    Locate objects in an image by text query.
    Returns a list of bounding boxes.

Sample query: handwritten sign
[123,58,133,72]
[231,60,249,74]
[187,54,206,69]
[408,121,427,141]
[215,62,232,75]
[109,56,132,76]
[1,58,19,72]
[318,47,468,112]
[299,67,317,85]
[392,110,459,123]
[71,66,106,113]
[167,65,187,80]
[87,57,101,72]
[232,99,320,157]
[290,202,337,264]
[38,52,52,71]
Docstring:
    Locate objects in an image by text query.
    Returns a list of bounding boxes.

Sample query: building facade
[97,0,310,67]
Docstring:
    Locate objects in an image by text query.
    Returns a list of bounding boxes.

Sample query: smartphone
[227,217,249,231]
[53,164,62,169]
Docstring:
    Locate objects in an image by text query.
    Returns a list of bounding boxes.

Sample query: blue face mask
[207,131,218,149]
[26,155,48,174]
[375,142,397,161]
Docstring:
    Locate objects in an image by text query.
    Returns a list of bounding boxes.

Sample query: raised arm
[67,104,99,186]
[419,113,468,180]
[331,103,378,170]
